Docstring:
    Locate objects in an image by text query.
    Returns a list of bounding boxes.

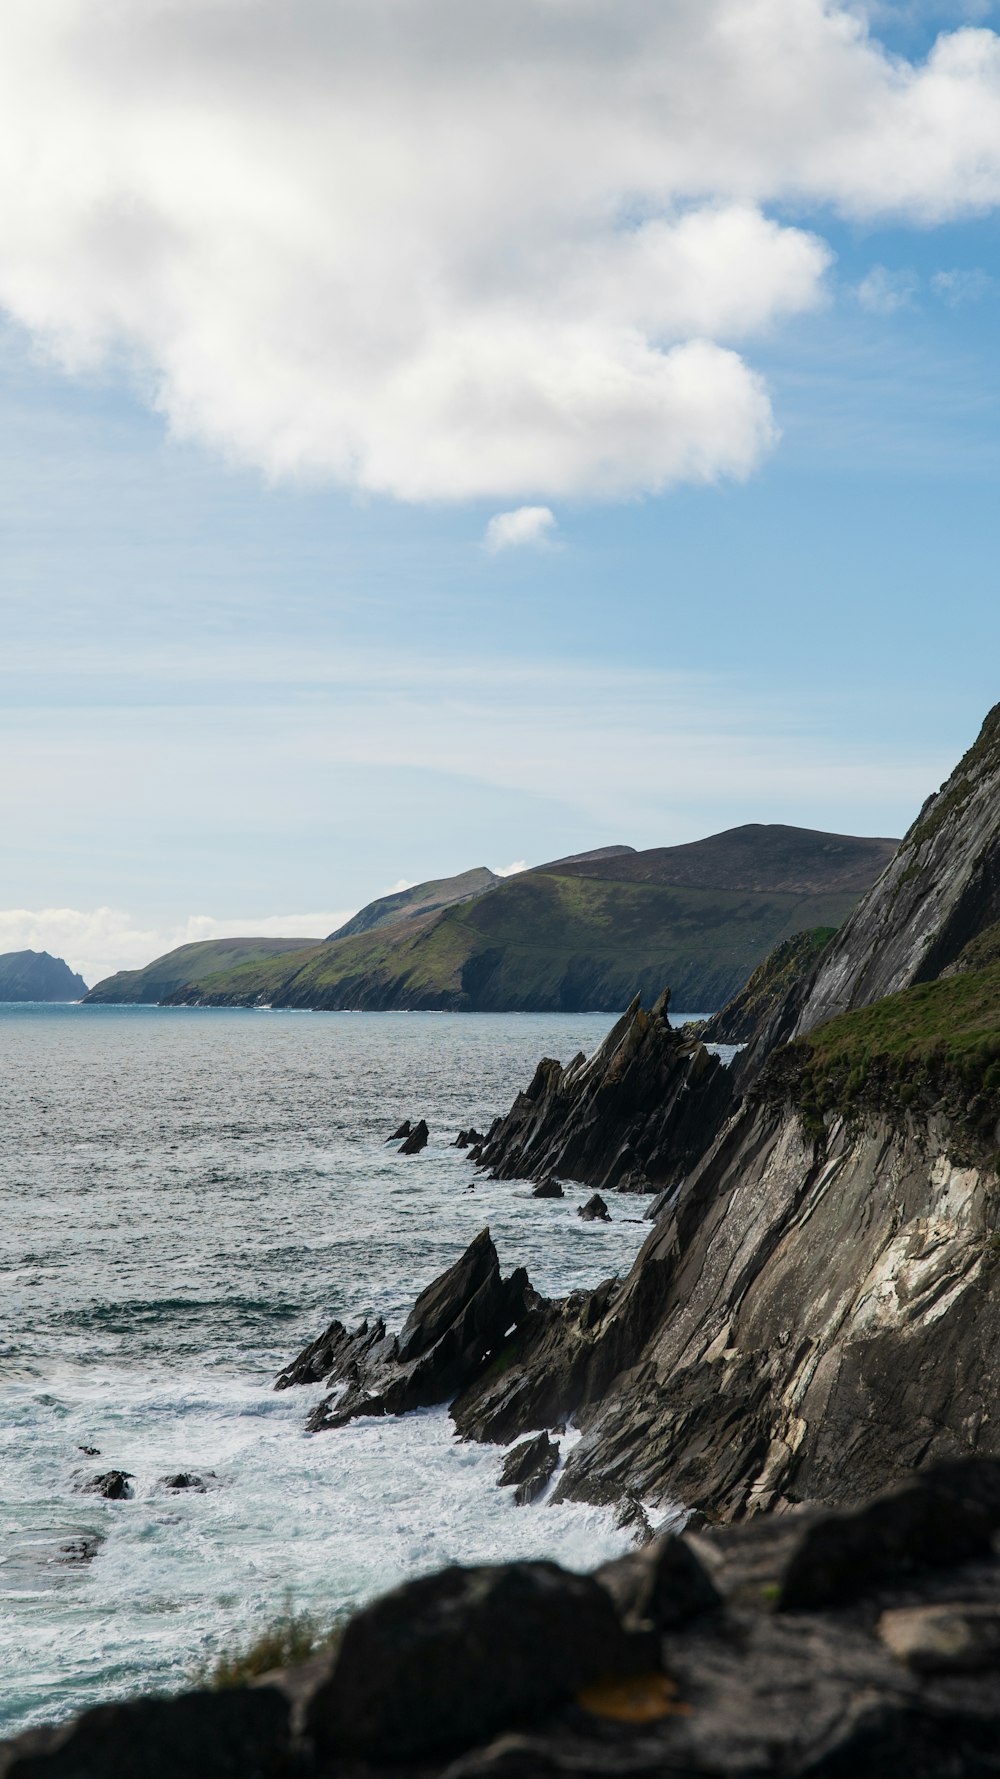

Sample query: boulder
[0,1686,290,1779]
[455,1129,485,1149]
[596,1533,721,1631]
[578,1193,610,1223]
[80,1471,133,1500]
[531,1178,563,1199]
[159,1472,214,1492]
[387,1120,412,1141]
[399,1119,429,1154]
[497,1432,560,1504]
[304,1560,641,1763]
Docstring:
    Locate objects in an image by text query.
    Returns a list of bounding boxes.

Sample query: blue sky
[2,0,1000,981]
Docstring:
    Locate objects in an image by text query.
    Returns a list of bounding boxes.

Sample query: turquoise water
[0,1005,701,1735]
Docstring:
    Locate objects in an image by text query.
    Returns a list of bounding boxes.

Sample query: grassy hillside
[83,937,323,1004]
[328,866,500,940]
[0,950,88,1002]
[166,870,874,1013]
[548,824,898,894]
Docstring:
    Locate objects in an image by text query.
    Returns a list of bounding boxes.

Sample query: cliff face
[0,950,88,1001]
[451,707,1000,1519]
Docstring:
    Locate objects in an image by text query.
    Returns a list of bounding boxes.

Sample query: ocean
[0,1004,713,1736]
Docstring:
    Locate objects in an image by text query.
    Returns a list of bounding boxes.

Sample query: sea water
[0,1005,716,1736]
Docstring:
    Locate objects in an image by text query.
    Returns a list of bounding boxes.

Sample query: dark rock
[0,1685,291,1779]
[596,1532,721,1631]
[399,1119,429,1154]
[776,1480,995,1610]
[474,989,733,1195]
[159,1472,215,1492]
[274,1316,386,1390]
[80,1471,133,1500]
[76,1445,100,1457]
[532,1177,563,1199]
[613,1492,655,1545]
[58,1535,103,1565]
[578,1193,610,1222]
[497,1433,560,1504]
[388,1120,412,1140]
[304,1560,641,1763]
[304,1231,541,1432]
[455,1129,485,1148]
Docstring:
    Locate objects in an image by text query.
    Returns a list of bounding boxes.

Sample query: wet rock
[76,1444,100,1457]
[455,1129,485,1148]
[497,1433,560,1505]
[531,1177,563,1199]
[596,1532,721,1631]
[274,1315,386,1390]
[388,1120,412,1141]
[159,1472,214,1492]
[613,1493,655,1546]
[80,1470,133,1500]
[58,1534,103,1565]
[304,1560,640,1763]
[304,1231,541,1432]
[578,1193,610,1222]
[0,1685,290,1779]
[399,1119,429,1154]
[878,1602,1000,1673]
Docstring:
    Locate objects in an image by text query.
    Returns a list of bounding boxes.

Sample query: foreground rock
[276,1231,542,1433]
[473,988,734,1193]
[7,1459,1000,1777]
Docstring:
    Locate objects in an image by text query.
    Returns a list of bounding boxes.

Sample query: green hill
[82,937,322,1005]
[157,826,897,1014]
[327,866,501,940]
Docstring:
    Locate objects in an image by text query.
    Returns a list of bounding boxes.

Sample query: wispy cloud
[932,266,994,305]
[855,265,919,315]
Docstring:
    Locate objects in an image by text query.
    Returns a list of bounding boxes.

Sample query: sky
[3,0,1000,984]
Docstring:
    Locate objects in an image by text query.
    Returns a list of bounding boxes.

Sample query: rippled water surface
[0,1005,705,1735]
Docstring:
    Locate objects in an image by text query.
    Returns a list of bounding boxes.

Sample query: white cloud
[484,507,557,553]
[0,907,351,990]
[932,266,994,302]
[1,4,999,501]
[494,860,528,877]
[856,266,920,314]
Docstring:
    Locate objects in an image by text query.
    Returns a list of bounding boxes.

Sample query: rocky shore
[5,1457,1000,1777]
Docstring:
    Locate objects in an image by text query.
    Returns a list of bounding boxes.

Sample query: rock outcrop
[278,1231,542,1433]
[473,990,734,1194]
[7,1458,1000,1778]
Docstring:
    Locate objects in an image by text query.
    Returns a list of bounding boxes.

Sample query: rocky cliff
[0,949,88,1001]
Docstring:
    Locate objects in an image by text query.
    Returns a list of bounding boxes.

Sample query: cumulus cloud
[494,860,528,877]
[0,4,1000,499]
[856,266,920,313]
[0,907,352,989]
[484,507,557,553]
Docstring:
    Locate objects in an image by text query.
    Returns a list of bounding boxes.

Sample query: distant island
[85,824,898,1013]
[0,950,88,1001]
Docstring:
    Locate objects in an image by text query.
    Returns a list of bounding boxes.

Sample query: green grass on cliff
[172,871,869,1014]
[770,960,1000,1146]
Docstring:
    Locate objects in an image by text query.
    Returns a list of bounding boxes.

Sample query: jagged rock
[595,1531,720,1630]
[77,1444,100,1456]
[388,1120,412,1140]
[455,1129,485,1148]
[303,1561,641,1763]
[578,1193,610,1222]
[302,1231,540,1432]
[274,1315,386,1390]
[58,1534,103,1564]
[531,1177,563,1199]
[475,988,733,1194]
[497,1432,560,1504]
[159,1472,215,1492]
[613,1491,655,1545]
[399,1119,429,1154]
[80,1470,133,1500]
